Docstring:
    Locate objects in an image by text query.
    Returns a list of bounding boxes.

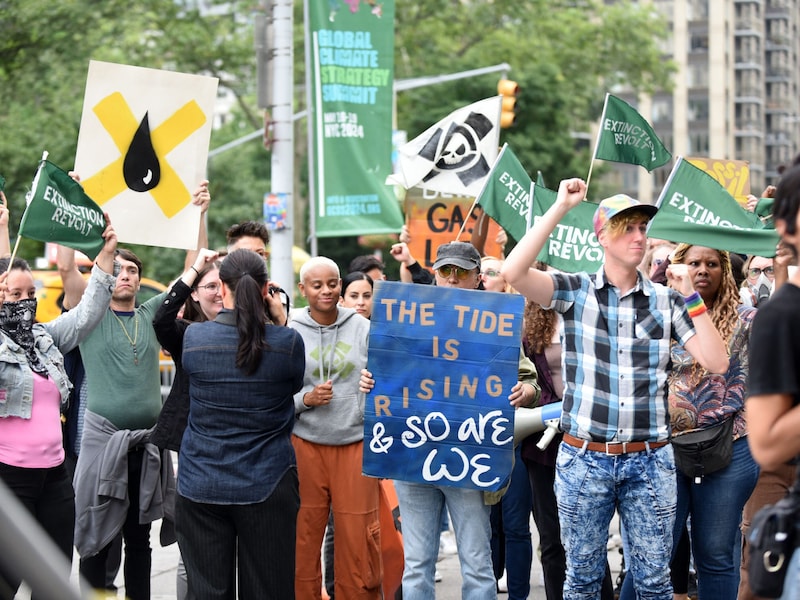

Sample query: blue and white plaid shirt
[549,267,696,442]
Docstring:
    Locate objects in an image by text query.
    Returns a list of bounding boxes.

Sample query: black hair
[774,164,800,236]
[114,249,143,276]
[0,257,30,274]
[225,221,270,246]
[219,249,269,375]
[348,254,384,274]
[341,271,374,296]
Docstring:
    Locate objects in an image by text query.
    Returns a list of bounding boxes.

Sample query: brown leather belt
[563,433,668,455]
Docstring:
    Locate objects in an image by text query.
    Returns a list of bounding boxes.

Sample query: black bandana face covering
[0,298,46,375]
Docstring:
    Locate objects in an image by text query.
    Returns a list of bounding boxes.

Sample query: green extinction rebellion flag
[20,160,105,259]
[594,94,672,172]
[531,184,604,273]
[307,0,403,237]
[648,158,780,257]
[475,144,532,243]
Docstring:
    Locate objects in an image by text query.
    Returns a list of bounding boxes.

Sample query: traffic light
[497,78,519,128]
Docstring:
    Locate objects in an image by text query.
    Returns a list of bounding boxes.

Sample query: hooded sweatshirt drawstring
[317,324,339,383]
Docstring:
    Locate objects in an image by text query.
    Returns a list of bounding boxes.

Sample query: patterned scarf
[0,299,46,376]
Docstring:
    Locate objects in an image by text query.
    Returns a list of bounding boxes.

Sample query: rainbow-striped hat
[592,194,658,236]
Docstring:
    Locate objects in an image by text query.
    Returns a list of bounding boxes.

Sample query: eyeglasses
[748,266,774,277]
[196,282,222,293]
[482,269,501,278]
[437,265,473,280]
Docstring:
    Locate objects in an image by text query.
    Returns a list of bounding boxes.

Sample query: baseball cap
[432,241,481,271]
[592,194,658,236]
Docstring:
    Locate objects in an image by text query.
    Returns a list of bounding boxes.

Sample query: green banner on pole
[308,0,403,237]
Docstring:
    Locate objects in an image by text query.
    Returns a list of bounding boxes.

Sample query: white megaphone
[513,402,563,449]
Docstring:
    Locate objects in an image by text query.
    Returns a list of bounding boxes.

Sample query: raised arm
[745,393,800,470]
[667,263,730,374]
[0,192,10,257]
[502,178,587,306]
[183,180,211,271]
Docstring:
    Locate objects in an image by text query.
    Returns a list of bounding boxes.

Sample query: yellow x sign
[82,92,206,218]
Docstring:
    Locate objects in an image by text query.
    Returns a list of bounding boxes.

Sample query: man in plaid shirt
[502,178,729,599]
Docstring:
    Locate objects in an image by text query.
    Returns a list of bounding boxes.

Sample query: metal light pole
[267,0,295,292]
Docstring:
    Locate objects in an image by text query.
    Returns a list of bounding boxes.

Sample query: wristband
[190,266,200,276]
[683,291,707,318]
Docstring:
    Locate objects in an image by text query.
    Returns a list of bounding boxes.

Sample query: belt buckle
[605,441,626,455]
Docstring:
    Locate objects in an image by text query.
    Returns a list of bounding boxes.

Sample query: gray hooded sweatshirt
[289,306,370,445]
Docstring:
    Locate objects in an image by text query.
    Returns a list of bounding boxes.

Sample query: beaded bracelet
[683,291,707,318]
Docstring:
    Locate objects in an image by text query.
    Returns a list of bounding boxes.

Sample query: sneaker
[497,569,508,593]
[435,569,443,582]
[438,531,457,559]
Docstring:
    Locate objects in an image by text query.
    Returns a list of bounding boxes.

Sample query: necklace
[111,309,140,365]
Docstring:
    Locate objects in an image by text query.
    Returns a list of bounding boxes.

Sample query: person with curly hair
[620,243,760,599]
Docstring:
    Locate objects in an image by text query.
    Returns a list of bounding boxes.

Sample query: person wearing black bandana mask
[0,217,118,599]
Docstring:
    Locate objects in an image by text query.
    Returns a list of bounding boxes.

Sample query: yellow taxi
[33,270,167,323]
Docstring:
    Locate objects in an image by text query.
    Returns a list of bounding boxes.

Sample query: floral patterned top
[668,306,757,441]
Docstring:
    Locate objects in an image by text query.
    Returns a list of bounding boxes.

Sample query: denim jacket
[0,264,116,419]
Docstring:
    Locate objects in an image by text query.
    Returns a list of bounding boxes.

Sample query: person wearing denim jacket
[0,222,118,599]
[176,249,305,599]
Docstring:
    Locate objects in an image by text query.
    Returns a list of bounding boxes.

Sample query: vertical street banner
[307,0,403,237]
[363,281,523,491]
[404,187,504,268]
[74,60,218,250]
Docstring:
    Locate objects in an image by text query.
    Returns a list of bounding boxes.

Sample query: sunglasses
[437,265,473,280]
[748,266,774,277]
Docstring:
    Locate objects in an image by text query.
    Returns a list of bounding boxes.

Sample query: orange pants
[292,436,382,600]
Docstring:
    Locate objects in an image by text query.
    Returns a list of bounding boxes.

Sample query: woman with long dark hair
[176,249,305,599]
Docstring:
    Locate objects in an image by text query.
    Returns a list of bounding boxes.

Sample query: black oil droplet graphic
[123,112,161,192]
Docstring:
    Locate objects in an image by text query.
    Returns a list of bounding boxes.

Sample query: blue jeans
[555,441,676,600]
[779,548,800,600]
[619,437,760,600]
[490,446,533,600]
[394,480,496,600]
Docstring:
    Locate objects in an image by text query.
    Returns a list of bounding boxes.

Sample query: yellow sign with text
[686,157,750,206]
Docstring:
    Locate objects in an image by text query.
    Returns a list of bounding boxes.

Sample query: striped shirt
[549,267,696,442]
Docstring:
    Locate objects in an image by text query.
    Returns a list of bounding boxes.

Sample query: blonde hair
[603,209,653,239]
[481,256,515,294]
[299,256,340,282]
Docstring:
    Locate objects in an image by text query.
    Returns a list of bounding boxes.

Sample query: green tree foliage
[0,0,673,282]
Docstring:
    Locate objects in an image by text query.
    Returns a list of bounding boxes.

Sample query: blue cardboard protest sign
[363,281,524,491]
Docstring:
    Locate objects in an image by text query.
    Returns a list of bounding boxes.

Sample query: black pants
[0,461,74,600]
[80,447,152,600]
[176,468,299,600]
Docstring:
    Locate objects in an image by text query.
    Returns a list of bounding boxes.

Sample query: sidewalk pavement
[41,514,623,600]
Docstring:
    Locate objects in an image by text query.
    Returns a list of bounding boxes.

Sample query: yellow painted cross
[82,92,206,218]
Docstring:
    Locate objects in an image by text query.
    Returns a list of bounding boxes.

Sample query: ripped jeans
[555,441,676,600]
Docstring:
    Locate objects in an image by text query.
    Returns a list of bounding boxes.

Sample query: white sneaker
[497,569,508,593]
[438,531,457,559]
[435,569,443,582]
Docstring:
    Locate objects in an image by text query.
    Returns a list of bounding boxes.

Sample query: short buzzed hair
[348,254,384,275]
[299,256,340,282]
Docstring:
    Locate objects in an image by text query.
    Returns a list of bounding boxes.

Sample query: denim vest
[0,265,116,419]
[178,311,306,504]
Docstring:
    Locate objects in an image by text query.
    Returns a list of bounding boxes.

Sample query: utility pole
[258,0,295,292]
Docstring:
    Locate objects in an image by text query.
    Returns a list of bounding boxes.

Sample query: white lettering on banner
[603,119,658,161]
[368,409,512,488]
[667,192,744,229]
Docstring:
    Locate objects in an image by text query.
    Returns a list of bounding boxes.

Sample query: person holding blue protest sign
[360,240,539,600]
[502,181,729,600]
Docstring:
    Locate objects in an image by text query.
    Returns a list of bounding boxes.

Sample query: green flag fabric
[531,184,604,273]
[475,144,532,243]
[594,94,672,172]
[20,160,105,259]
[648,158,780,257]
